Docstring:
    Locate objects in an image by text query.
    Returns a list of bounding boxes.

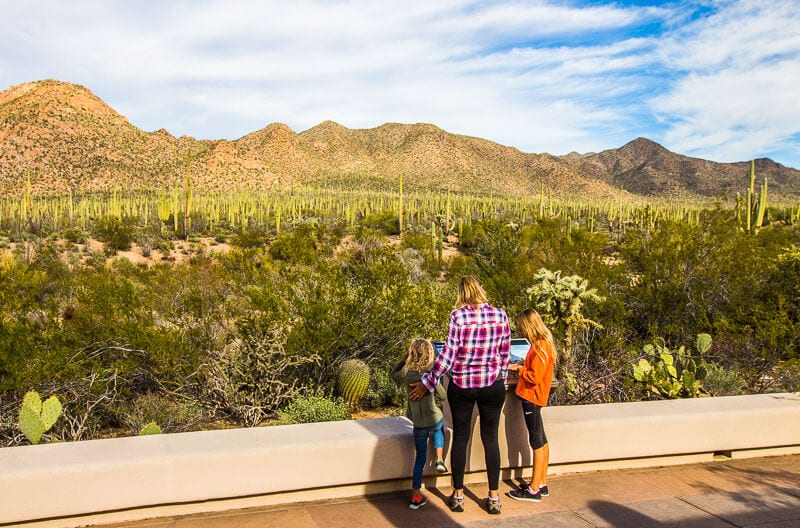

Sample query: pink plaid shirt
[421,303,511,391]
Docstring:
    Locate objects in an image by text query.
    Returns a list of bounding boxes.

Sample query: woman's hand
[408,382,428,400]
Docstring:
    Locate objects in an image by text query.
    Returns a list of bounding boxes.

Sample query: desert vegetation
[1,183,799,446]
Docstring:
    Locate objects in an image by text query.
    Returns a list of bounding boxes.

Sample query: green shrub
[203,323,320,426]
[230,229,268,249]
[62,228,86,244]
[91,215,135,254]
[774,359,800,393]
[364,367,405,409]
[269,224,319,264]
[277,393,351,424]
[702,362,748,396]
[361,210,400,235]
[117,392,203,435]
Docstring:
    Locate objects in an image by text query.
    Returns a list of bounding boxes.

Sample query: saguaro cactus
[337,359,370,406]
[18,391,62,445]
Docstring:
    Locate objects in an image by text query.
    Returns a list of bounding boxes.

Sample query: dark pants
[447,377,506,490]
[520,397,548,449]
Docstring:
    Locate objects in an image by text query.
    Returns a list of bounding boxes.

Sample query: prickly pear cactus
[631,334,713,399]
[337,359,370,406]
[18,391,62,445]
[695,333,712,356]
[139,421,162,435]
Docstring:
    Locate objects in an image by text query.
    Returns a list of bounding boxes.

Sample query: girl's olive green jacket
[391,361,447,429]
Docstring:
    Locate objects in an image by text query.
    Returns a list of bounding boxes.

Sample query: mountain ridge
[2,80,798,199]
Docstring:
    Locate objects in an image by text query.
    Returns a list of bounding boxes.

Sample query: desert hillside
[1,80,798,199]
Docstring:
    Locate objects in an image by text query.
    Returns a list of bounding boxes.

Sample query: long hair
[455,275,489,309]
[403,338,435,373]
[515,308,556,362]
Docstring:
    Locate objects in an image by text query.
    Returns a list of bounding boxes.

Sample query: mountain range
[1,80,798,200]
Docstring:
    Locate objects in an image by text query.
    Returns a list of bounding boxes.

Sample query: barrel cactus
[18,391,62,445]
[337,359,370,407]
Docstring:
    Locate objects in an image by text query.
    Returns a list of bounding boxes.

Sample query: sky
[1,0,799,168]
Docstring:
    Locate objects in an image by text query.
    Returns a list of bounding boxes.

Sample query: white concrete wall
[1,393,798,526]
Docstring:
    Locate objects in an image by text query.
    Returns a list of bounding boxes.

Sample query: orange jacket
[514,337,556,407]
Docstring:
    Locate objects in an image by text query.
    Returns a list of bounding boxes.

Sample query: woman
[507,308,556,502]
[410,275,510,515]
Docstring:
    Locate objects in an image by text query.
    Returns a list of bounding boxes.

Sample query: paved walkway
[111,455,800,528]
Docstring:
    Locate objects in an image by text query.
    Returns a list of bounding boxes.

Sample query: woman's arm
[498,313,511,381]
[420,312,459,393]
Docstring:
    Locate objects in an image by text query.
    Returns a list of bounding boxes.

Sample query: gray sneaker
[486,496,502,514]
[434,460,448,473]
[448,493,464,512]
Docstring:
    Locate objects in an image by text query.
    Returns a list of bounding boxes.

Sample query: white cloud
[1,1,798,166]
[651,0,800,163]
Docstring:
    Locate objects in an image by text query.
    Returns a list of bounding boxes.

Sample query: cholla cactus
[18,391,62,445]
[337,359,370,407]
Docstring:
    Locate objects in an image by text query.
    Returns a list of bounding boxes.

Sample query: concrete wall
[1,392,799,527]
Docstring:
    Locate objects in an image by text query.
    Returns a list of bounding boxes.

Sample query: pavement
[109,455,800,528]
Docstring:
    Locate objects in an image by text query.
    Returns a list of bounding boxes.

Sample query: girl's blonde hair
[404,338,435,373]
[455,275,489,309]
[515,309,556,359]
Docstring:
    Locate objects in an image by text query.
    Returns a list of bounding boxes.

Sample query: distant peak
[318,120,345,128]
[624,137,665,149]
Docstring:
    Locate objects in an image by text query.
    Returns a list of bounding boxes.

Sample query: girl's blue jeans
[412,418,444,489]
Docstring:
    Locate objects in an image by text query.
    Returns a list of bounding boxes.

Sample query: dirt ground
[1,232,461,269]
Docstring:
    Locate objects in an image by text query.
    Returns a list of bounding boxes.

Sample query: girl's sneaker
[448,493,464,512]
[409,494,427,510]
[539,484,549,497]
[435,460,448,473]
[507,485,542,502]
[486,496,502,514]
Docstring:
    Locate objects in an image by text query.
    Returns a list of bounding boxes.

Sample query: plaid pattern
[421,303,511,391]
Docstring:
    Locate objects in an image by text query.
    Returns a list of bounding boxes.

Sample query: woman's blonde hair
[404,338,435,373]
[455,275,489,309]
[515,308,556,356]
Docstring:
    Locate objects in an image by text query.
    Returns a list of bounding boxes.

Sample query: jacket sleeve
[390,361,406,386]
[517,340,550,386]
[434,378,447,405]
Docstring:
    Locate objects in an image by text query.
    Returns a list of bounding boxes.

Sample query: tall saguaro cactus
[184,151,193,241]
[745,160,768,234]
[398,173,404,235]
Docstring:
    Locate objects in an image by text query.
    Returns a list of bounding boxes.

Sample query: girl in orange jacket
[507,309,556,502]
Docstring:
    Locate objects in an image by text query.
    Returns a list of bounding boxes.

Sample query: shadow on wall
[503,394,531,482]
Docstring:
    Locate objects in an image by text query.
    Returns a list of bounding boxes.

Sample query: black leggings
[447,378,506,490]
[520,397,548,450]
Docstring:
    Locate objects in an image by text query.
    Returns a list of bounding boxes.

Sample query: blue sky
[1,0,799,168]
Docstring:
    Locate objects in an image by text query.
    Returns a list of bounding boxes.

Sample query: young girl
[391,338,448,510]
[507,309,556,502]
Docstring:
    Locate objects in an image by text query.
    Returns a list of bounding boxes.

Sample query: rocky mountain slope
[1,80,798,200]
